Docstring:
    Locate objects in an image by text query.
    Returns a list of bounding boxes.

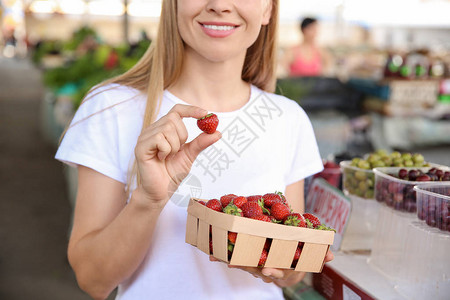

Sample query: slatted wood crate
[186,198,335,273]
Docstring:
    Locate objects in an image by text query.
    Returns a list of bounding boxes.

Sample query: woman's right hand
[134,104,221,206]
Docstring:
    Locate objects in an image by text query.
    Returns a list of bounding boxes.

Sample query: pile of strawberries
[199,192,334,268]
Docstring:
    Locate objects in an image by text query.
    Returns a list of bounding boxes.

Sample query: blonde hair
[73,0,279,192]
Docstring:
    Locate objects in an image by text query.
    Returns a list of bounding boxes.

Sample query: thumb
[184,131,222,162]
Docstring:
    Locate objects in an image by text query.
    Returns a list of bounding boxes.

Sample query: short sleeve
[55,89,125,183]
[285,104,323,185]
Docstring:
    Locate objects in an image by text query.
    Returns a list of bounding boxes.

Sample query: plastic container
[340,194,381,252]
[374,166,449,213]
[186,198,335,273]
[367,204,415,280]
[340,161,375,199]
[395,221,450,300]
[415,183,450,232]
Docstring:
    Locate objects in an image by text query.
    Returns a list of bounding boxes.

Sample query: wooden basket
[186,198,335,273]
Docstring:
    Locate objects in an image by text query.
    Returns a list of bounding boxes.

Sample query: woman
[284,17,331,77]
[56,1,332,299]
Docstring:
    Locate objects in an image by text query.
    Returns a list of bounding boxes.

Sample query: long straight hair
[74,0,279,192]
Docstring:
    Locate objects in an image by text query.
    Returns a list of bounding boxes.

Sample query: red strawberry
[262,192,283,208]
[232,196,247,209]
[293,246,302,261]
[247,195,262,202]
[198,200,206,206]
[197,113,219,134]
[228,232,237,244]
[241,201,263,218]
[209,238,213,255]
[303,213,321,228]
[258,249,268,267]
[291,245,303,268]
[284,213,307,227]
[270,202,290,221]
[269,216,281,223]
[206,199,222,212]
[220,194,237,207]
[251,215,271,222]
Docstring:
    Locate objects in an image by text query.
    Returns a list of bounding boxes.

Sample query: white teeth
[203,24,235,31]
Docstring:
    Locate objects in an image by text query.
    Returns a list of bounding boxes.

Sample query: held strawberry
[197,113,219,134]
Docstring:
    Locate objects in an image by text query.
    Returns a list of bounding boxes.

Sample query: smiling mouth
[201,24,238,31]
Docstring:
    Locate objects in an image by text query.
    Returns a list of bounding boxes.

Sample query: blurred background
[0,0,449,299]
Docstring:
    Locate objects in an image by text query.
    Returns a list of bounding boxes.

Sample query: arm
[68,168,164,299]
[68,104,221,300]
[285,179,304,213]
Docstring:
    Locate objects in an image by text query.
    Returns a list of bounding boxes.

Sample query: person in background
[282,17,331,77]
[55,1,333,299]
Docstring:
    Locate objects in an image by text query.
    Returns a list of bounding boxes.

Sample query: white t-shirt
[56,83,323,300]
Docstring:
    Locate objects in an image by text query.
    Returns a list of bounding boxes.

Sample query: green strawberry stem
[199,113,214,120]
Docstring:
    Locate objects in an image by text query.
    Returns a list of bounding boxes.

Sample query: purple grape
[398,168,408,179]
[408,169,420,180]
[416,174,431,182]
[428,168,437,175]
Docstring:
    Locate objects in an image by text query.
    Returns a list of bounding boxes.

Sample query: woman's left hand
[210,250,334,287]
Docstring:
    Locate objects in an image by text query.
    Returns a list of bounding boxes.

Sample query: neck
[168,49,251,112]
[302,38,315,46]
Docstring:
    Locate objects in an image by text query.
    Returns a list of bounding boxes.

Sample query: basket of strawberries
[185,192,335,273]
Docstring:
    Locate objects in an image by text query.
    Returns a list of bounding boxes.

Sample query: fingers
[168,104,208,120]
[261,268,284,279]
[324,250,334,262]
[137,105,205,161]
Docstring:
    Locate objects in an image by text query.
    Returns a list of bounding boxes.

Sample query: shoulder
[69,83,146,127]
[82,83,144,107]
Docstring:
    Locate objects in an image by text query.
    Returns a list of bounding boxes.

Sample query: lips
[199,21,239,38]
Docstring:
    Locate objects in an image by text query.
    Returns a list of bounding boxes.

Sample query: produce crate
[186,198,335,273]
[374,165,449,212]
[415,183,450,232]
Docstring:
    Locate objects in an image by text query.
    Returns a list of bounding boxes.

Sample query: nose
[205,0,233,14]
